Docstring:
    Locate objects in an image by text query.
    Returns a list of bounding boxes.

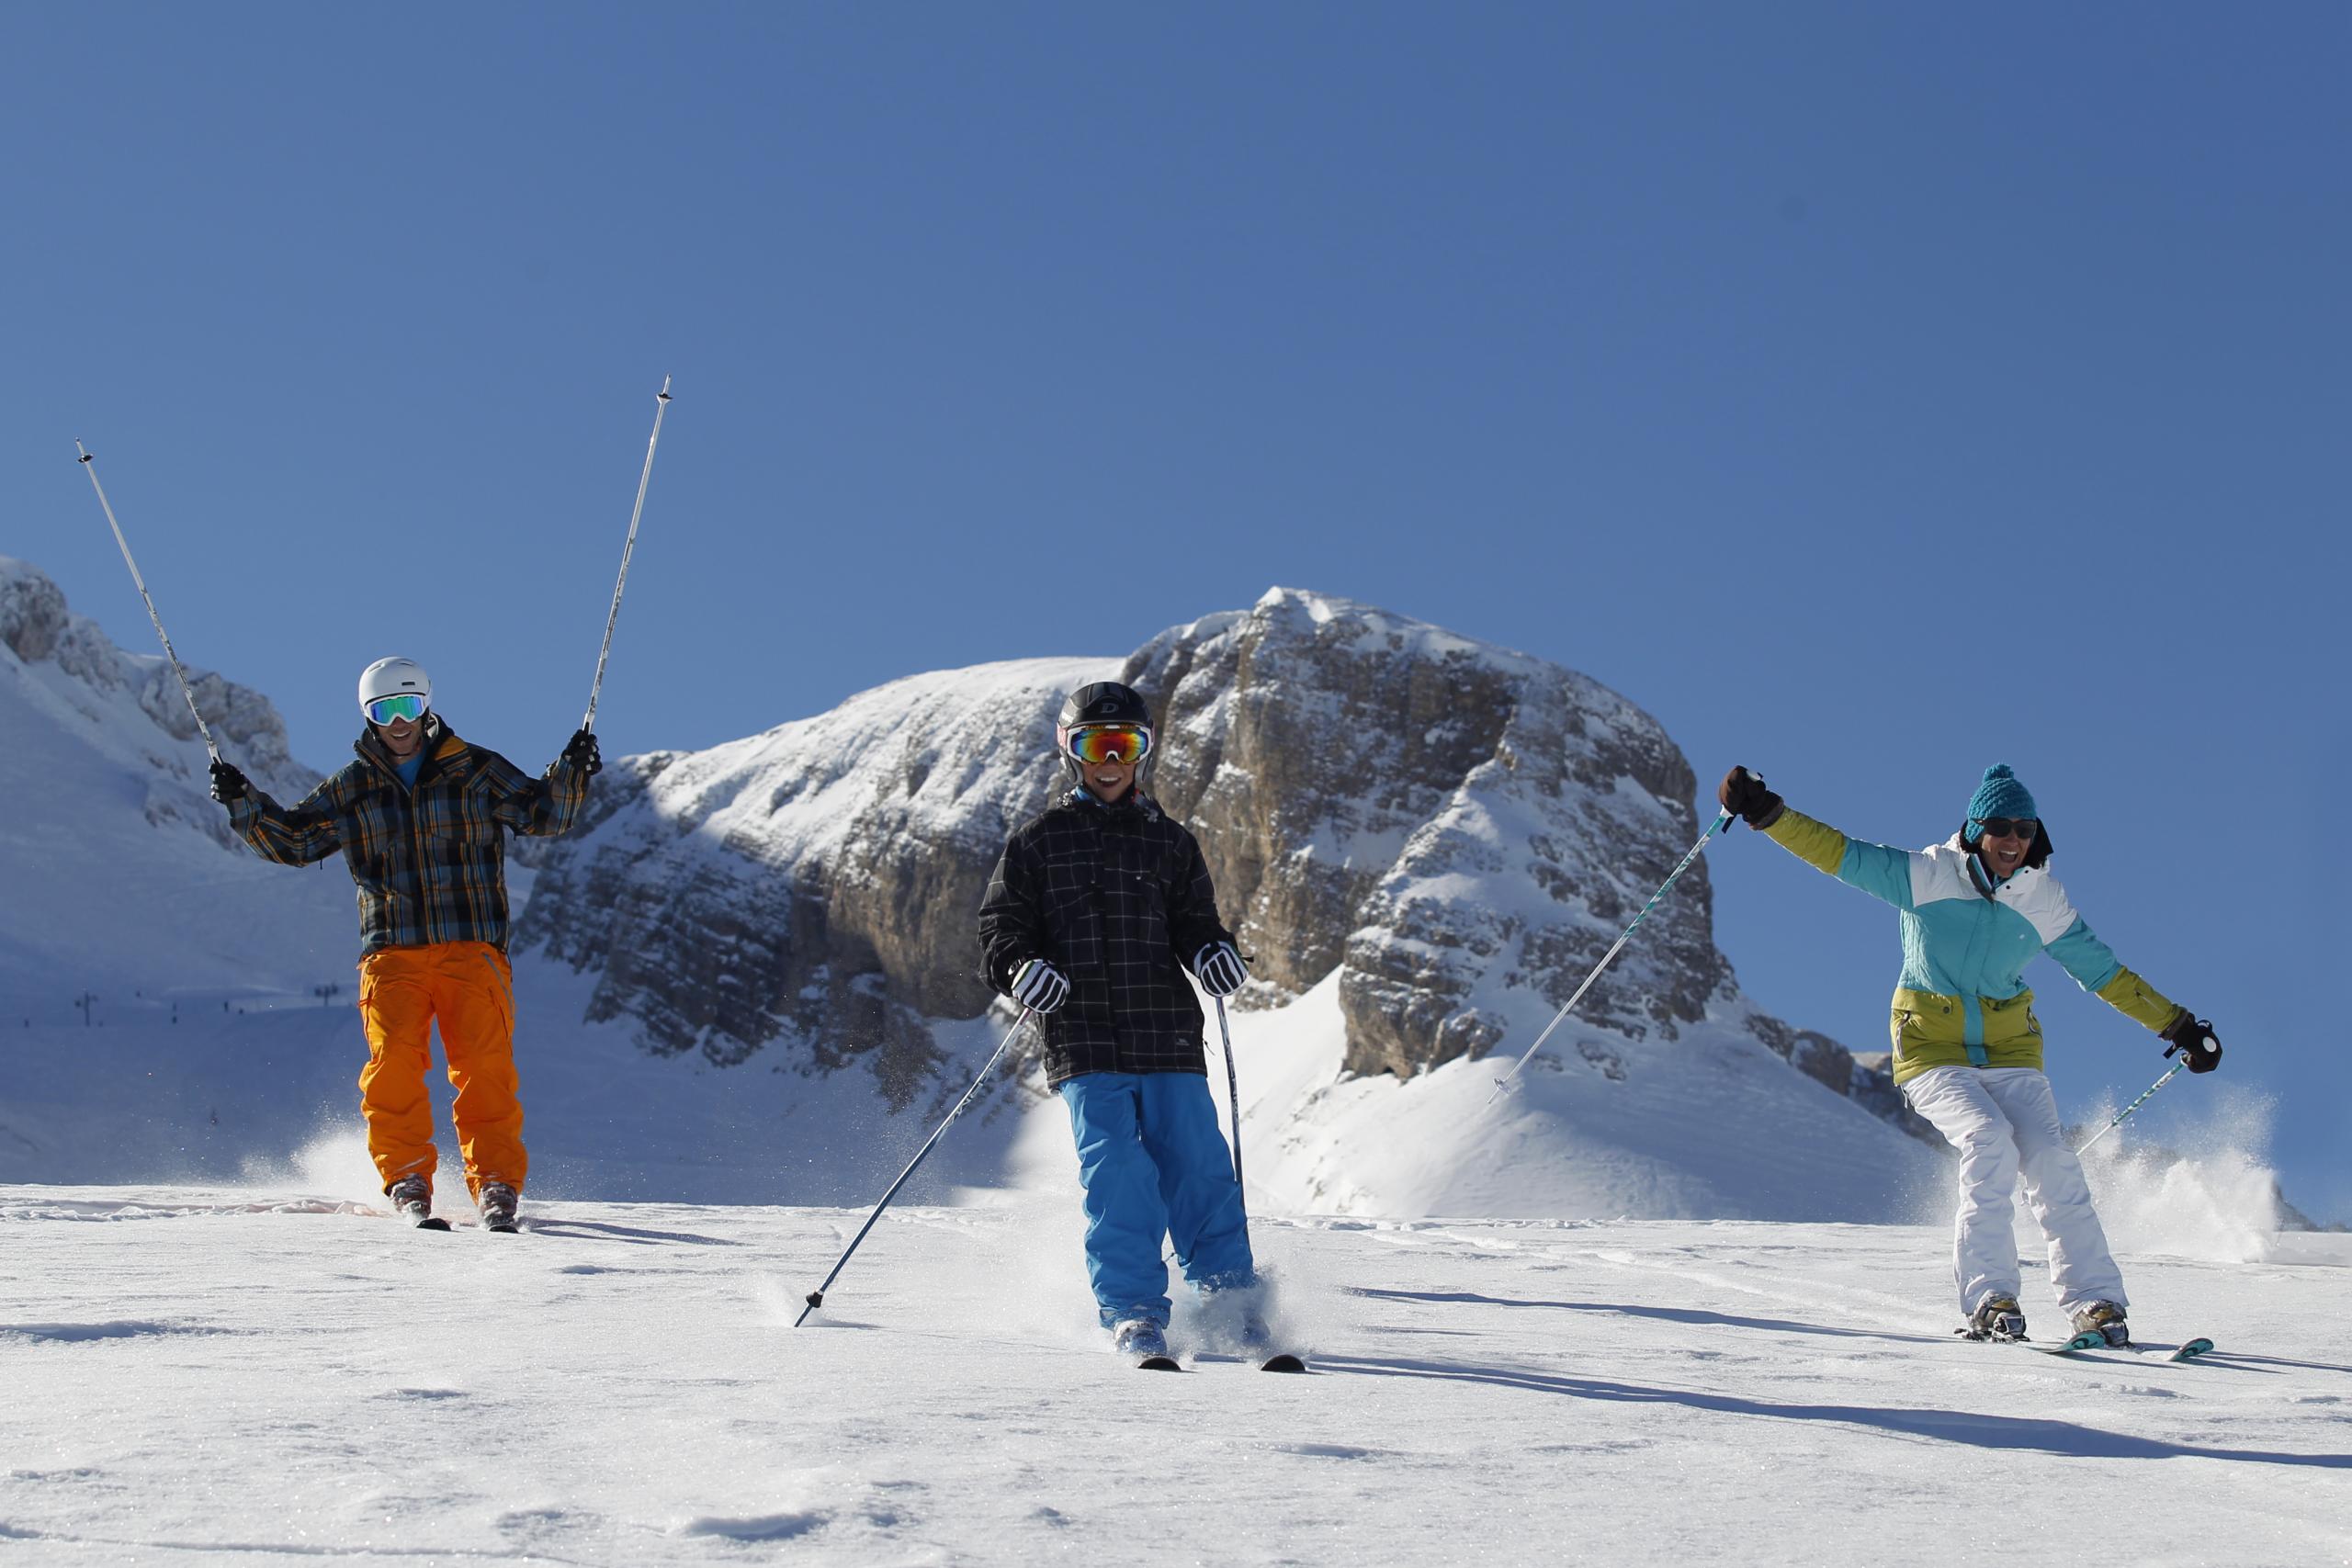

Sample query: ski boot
[477,1182,521,1234]
[2071,1301,2130,1348]
[389,1175,449,1231]
[1113,1319,1179,1371]
[1962,1292,2028,1342]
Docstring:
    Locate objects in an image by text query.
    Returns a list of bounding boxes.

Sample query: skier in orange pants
[208,657,597,1230]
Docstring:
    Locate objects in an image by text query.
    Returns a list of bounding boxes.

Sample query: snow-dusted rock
[0,557,346,996]
[516,659,1107,1100]
[1,556,319,814]
[1134,590,1724,1077]
[517,588,1933,1156]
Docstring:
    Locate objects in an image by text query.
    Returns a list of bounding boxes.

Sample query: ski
[2086,1337,2216,1364]
[483,1218,521,1235]
[412,1215,452,1232]
[1990,1333,2215,1362]
[1134,1353,1182,1371]
[1260,1353,1307,1373]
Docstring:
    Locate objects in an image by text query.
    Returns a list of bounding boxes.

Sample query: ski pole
[1214,996,1245,1191]
[1486,810,1735,1107]
[2075,1064,2184,1156]
[582,376,673,732]
[796,1006,1035,1325]
[74,441,219,761]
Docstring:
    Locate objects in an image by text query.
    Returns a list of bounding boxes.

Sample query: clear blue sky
[6,6,2345,1218]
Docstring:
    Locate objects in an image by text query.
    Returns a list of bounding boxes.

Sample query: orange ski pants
[356,942,525,1200]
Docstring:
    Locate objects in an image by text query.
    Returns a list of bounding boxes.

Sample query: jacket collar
[1067,785,1159,822]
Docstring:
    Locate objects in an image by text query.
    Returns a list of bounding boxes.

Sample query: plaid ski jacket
[978,789,1237,1088]
[230,716,590,955]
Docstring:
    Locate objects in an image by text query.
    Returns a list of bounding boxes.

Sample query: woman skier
[977,680,1268,1366]
[1717,762,2222,1346]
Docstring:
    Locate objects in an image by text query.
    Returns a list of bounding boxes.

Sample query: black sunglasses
[1973,817,2039,841]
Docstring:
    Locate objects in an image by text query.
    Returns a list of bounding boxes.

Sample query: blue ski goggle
[364,694,429,726]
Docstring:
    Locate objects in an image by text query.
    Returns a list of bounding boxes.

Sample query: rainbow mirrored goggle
[364,694,429,726]
[1064,723,1152,766]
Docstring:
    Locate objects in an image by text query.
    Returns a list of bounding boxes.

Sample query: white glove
[1011,958,1069,1013]
[1193,942,1248,998]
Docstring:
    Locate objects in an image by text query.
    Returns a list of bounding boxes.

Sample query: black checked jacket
[978,790,1237,1088]
[230,716,590,955]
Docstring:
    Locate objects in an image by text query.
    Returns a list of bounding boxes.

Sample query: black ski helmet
[1055,681,1155,786]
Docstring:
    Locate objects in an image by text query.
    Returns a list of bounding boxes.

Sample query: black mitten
[209,759,250,804]
[2161,1012,2222,1074]
[1717,766,1785,829]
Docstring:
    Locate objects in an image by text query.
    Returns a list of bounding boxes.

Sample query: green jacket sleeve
[1761,807,1917,910]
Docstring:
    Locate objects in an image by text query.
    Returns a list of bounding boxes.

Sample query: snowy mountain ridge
[0,556,351,998]
[0,558,2303,1228]
[516,586,1945,1219]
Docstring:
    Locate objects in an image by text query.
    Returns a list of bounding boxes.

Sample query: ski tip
[1260,1353,1307,1373]
[414,1216,453,1231]
[1135,1355,1183,1371]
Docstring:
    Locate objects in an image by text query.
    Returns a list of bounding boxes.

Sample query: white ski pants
[1902,1066,2127,1318]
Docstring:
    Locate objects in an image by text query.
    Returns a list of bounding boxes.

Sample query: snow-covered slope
[0,557,354,1002]
[5,1184,2346,1564]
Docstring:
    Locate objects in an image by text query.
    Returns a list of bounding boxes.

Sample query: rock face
[516,658,1107,1106]
[516,589,1933,1145]
[1129,595,1722,1079]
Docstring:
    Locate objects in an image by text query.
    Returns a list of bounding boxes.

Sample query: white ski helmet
[357,657,433,716]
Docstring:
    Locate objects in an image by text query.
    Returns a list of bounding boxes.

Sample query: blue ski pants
[1059,1070,1256,1328]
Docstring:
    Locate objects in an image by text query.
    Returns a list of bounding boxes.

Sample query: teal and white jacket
[1763,808,2182,1086]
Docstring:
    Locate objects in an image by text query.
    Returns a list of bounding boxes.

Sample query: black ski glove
[1011,958,1069,1014]
[2161,1011,2222,1074]
[209,759,250,804]
[1717,766,1785,829]
[562,728,603,777]
[1193,942,1249,998]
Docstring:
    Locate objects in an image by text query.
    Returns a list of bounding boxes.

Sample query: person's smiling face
[1085,753,1136,804]
[1973,818,2036,879]
[374,714,424,760]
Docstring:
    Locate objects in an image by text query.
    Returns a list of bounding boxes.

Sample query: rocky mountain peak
[1,556,318,819]
[517,588,1928,1144]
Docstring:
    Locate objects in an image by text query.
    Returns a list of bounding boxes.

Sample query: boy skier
[1718,762,2222,1346]
[208,657,599,1232]
[978,681,1266,1364]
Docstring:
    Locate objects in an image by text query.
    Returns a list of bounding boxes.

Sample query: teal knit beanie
[1962,763,2038,846]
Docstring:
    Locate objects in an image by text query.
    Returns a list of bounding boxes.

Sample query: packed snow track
[3,1190,2346,1565]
